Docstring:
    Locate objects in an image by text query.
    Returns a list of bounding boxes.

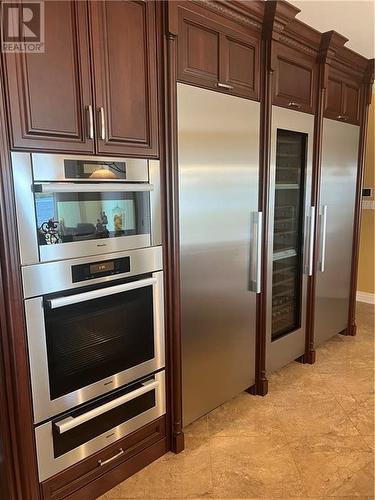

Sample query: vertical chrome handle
[308,206,316,276]
[319,205,328,272]
[99,107,106,140]
[87,105,94,139]
[249,212,262,293]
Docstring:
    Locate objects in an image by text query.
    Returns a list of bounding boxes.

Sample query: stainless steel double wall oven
[12,153,166,481]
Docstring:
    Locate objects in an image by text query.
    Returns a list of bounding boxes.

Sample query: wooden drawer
[272,43,317,114]
[325,70,361,125]
[41,416,166,500]
[177,8,259,100]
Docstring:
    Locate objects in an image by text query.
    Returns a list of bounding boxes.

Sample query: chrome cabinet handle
[99,106,106,140]
[217,82,234,90]
[87,105,94,139]
[47,277,157,309]
[288,101,302,109]
[319,205,328,272]
[34,182,154,194]
[249,211,263,293]
[55,379,159,434]
[308,206,316,276]
[337,114,348,121]
[98,449,125,467]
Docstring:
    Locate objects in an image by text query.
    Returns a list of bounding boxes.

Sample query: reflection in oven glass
[35,191,150,245]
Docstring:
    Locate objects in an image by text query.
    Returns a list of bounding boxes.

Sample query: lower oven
[22,246,165,423]
[35,370,165,481]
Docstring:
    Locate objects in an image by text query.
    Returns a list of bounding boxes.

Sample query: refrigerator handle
[319,205,328,272]
[308,206,316,277]
[249,211,263,293]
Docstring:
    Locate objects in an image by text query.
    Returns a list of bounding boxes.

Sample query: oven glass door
[33,183,152,260]
[25,271,165,423]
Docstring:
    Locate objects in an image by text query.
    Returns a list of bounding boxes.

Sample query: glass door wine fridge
[266,107,315,374]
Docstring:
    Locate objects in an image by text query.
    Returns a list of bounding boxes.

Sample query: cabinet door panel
[178,11,220,88]
[90,0,158,157]
[273,45,316,114]
[3,0,94,153]
[343,84,360,124]
[222,35,258,99]
[325,77,342,118]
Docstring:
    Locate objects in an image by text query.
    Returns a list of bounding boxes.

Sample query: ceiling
[288,0,375,58]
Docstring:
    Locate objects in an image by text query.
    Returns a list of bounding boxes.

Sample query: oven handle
[47,277,157,309]
[33,183,154,193]
[54,379,159,435]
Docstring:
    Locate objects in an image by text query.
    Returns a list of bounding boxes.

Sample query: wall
[357,92,375,298]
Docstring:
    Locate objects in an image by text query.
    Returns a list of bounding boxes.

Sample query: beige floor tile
[209,435,306,498]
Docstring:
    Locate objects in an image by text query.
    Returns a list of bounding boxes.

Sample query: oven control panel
[72,257,130,283]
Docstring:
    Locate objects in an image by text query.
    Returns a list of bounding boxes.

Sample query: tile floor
[99,302,374,499]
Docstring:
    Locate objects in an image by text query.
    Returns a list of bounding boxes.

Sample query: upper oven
[22,246,165,424]
[11,153,161,264]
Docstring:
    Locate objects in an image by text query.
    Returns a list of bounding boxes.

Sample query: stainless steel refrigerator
[314,118,359,345]
[177,83,261,426]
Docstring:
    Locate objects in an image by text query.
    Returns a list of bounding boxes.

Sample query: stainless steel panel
[266,107,314,374]
[39,234,151,263]
[178,83,260,426]
[22,245,163,297]
[31,153,149,182]
[149,160,162,246]
[25,269,165,423]
[11,152,40,265]
[314,119,359,345]
[35,370,166,482]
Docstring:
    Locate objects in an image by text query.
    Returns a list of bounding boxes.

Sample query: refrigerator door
[314,119,359,345]
[266,107,314,374]
[177,83,260,426]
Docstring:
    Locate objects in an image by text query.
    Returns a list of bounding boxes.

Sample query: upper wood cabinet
[2,0,159,157]
[89,1,158,156]
[272,44,317,114]
[3,1,94,153]
[177,9,259,101]
[325,70,361,125]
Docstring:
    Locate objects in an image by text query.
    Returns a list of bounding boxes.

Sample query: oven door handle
[33,183,154,193]
[54,379,159,435]
[47,277,157,309]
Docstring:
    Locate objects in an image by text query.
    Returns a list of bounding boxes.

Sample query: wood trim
[0,52,40,499]
[347,59,374,336]
[163,1,184,452]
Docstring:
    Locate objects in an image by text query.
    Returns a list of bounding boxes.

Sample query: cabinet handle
[319,205,328,273]
[98,448,124,467]
[337,114,348,121]
[288,101,302,109]
[217,82,234,90]
[308,206,316,277]
[98,107,106,140]
[86,105,94,139]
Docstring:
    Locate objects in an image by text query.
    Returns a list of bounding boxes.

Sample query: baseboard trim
[356,291,375,304]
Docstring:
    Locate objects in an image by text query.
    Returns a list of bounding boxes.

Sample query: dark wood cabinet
[3,0,159,157]
[177,8,259,100]
[325,70,360,124]
[3,1,94,153]
[272,44,317,114]
[89,0,159,156]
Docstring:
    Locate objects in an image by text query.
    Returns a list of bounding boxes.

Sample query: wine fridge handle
[308,206,316,277]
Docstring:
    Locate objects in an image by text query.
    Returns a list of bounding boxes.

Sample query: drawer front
[36,371,166,482]
[41,416,166,499]
[273,45,316,114]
